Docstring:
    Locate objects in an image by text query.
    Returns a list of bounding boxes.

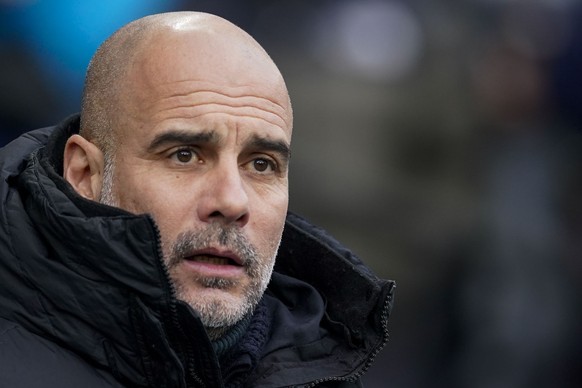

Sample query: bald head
[80,12,292,154]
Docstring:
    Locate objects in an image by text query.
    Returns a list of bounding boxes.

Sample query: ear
[63,134,105,201]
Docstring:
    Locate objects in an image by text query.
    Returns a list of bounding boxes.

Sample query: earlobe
[63,135,105,201]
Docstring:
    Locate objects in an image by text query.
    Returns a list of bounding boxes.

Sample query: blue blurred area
[3,1,176,101]
[1,1,582,387]
[0,0,180,143]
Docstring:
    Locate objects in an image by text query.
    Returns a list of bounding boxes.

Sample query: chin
[176,282,254,329]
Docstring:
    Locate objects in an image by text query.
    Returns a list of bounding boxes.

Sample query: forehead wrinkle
[145,78,290,119]
[160,88,288,115]
[152,107,288,131]
[153,91,290,129]
[160,80,288,108]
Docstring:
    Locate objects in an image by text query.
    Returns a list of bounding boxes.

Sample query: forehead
[115,28,292,143]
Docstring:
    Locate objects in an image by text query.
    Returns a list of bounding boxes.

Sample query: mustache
[166,224,258,268]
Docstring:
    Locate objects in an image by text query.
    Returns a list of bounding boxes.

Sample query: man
[0,12,395,387]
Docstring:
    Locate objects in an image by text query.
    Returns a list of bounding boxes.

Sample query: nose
[197,162,249,226]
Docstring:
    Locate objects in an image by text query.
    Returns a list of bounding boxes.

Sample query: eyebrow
[146,130,219,152]
[248,135,291,163]
[146,129,291,162]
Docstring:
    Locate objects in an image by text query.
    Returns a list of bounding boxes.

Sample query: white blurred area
[310,1,423,82]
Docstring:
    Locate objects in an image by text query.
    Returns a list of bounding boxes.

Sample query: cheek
[250,193,288,252]
[144,193,193,234]
[115,172,191,231]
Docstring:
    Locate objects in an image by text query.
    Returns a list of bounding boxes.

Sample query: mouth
[180,250,245,279]
[186,254,242,267]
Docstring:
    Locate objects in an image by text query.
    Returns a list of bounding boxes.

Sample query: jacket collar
[10,115,183,386]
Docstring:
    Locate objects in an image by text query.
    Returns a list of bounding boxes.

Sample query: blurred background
[1,0,581,387]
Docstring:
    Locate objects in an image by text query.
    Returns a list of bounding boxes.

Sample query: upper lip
[186,247,243,266]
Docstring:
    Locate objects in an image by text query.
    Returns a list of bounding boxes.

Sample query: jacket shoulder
[0,114,79,179]
[0,318,125,388]
[0,126,54,179]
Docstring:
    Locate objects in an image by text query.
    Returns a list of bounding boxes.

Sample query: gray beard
[167,225,275,331]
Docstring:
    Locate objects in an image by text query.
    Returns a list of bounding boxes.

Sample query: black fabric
[212,311,253,359]
[0,115,396,387]
[219,299,271,387]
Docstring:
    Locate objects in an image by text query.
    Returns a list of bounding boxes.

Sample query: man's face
[100,29,292,330]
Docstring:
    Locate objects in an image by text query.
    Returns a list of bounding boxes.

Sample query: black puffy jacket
[0,115,395,387]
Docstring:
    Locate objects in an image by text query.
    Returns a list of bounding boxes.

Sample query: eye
[253,159,270,172]
[171,147,198,164]
[251,157,276,173]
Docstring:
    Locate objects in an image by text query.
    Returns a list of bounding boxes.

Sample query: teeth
[194,255,229,265]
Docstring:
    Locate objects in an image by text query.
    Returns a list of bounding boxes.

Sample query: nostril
[209,211,222,218]
[205,209,248,226]
[236,212,249,224]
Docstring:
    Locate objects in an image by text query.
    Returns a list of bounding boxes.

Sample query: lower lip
[181,259,245,278]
